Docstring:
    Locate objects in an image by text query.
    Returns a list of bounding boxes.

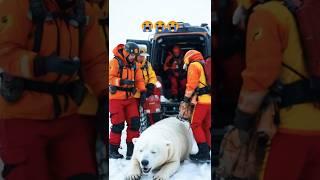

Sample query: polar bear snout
[141,160,149,166]
[140,159,152,174]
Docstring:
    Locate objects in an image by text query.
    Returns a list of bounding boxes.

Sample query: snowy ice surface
[109,119,211,180]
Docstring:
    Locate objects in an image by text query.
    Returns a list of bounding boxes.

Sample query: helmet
[183,50,204,65]
[138,46,150,57]
[125,42,140,56]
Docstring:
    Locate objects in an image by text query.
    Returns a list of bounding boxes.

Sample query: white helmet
[138,45,150,57]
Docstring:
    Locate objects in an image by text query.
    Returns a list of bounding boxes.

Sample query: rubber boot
[190,143,210,163]
[109,144,124,159]
[126,142,134,160]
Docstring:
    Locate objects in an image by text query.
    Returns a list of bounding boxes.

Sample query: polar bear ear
[132,138,139,145]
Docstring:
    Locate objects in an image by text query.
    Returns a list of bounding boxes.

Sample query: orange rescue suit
[0,0,106,120]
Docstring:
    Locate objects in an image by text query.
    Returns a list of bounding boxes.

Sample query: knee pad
[68,173,98,180]
[111,123,125,134]
[130,117,140,131]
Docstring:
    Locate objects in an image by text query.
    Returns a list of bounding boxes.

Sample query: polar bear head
[132,137,172,174]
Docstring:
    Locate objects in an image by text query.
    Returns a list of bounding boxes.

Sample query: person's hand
[233,108,256,145]
[34,55,80,76]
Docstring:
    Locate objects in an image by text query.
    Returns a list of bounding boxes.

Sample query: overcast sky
[109,0,211,57]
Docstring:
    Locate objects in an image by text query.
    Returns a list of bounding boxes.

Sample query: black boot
[109,144,124,159]
[190,143,210,163]
[126,142,134,160]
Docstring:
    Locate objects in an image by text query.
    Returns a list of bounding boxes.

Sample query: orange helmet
[183,50,204,65]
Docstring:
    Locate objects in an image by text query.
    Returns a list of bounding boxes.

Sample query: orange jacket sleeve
[109,58,121,86]
[185,62,201,98]
[135,63,146,92]
[0,0,37,79]
[242,9,285,91]
[80,2,107,97]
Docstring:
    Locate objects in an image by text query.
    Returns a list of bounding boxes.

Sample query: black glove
[183,96,191,103]
[140,91,147,106]
[120,79,135,86]
[234,108,256,131]
[233,108,256,145]
[34,55,80,76]
[146,83,155,97]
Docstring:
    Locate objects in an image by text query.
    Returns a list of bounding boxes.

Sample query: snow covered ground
[109,123,211,180]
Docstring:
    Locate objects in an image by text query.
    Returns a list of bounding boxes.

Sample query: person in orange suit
[179,50,211,163]
[163,45,186,101]
[0,0,106,179]
[109,42,147,160]
[134,46,161,126]
[232,0,320,179]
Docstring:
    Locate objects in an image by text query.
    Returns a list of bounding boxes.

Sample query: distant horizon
[109,0,211,58]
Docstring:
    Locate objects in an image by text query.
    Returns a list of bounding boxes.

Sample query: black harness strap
[114,56,137,98]
[28,0,87,119]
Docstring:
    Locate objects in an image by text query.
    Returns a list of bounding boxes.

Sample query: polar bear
[125,117,198,180]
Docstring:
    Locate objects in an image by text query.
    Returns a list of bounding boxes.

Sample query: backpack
[283,0,320,80]
[189,58,212,95]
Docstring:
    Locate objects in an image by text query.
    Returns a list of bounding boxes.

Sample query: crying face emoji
[167,21,179,32]
[155,21,166,33]
[142,21,153,32]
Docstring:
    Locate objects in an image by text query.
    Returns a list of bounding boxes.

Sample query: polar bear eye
[151,151,156,154]
[139,149,143,153]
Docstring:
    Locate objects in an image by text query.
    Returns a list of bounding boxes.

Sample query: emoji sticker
[167,21,179,32]
[142,20,153,32]
[155,20,166,33]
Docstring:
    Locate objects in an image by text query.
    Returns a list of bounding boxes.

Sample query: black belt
[115,86,135,92]
[24,79,87,119]
[280,79,320,108]
[24,80,74,94]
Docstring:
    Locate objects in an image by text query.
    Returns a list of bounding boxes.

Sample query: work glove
[120,79,135,86]
[140,91,147,106]
[233,108,256,145]
[146,83,155,97]
[34,55,80,77]
[178,96,192,120]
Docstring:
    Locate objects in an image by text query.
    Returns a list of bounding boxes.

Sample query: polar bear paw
[125,173,141,180]
[153,173,169,180]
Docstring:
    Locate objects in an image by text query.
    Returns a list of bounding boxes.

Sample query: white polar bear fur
[126,117,198,180]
